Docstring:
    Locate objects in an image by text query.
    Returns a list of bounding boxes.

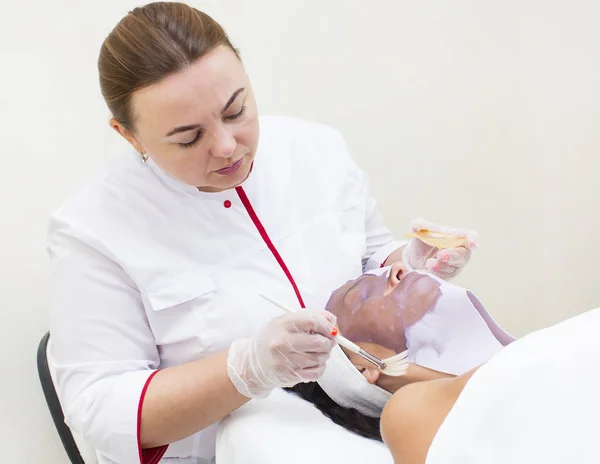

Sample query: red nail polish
[331,327,338,336]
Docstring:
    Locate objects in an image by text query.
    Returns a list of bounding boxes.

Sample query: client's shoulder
[381,380,457,464]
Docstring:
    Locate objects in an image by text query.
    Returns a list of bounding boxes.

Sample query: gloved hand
[402,218,478,280]
[227,310,337,398]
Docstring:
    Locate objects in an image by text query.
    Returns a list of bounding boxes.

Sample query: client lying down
[290,263,514,436]
[289,265,600,463]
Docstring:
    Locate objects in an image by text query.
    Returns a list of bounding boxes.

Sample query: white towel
[426,307,600,464]
[318,344,392,418]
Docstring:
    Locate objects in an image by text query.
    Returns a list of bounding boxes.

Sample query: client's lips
[215,158,243,175]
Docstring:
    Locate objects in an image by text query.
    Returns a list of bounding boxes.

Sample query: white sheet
[216,388,393,464]
[426,308,600,463]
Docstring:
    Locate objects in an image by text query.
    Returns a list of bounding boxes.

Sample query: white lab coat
[48,116,403,464]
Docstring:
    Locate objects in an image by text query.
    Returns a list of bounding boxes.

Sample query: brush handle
[259,294,297,314]
[332,334,362,355]
[336,335,386,370]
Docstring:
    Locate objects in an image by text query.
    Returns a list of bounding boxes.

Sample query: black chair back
[37,331,85,464]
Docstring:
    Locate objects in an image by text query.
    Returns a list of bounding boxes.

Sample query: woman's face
[113,45,259,192]
[326,271,441,354]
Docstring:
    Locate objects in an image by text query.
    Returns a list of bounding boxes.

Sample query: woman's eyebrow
[165,87,246,137]
[221,87,245,113]
[166,124,201,137]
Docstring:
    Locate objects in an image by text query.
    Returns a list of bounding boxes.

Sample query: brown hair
[98,2,239,130]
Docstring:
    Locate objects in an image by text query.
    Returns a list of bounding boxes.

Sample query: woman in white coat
[48,2,473,463]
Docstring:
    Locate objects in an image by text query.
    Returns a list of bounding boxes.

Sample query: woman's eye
[179,131,203,149]
[225,105,247,121]
[178,105,245,149]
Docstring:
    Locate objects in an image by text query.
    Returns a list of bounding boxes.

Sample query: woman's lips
[215,158,243,175]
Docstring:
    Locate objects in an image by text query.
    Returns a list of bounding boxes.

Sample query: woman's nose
[209,125,236,159]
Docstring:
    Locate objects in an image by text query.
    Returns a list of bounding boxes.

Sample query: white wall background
[2,0,599,461]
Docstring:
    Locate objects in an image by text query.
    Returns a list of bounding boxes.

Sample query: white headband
[317,344,391,418]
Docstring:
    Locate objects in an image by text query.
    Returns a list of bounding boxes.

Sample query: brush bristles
[381,350,410,376]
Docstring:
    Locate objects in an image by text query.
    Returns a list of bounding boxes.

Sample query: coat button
[224,200,232,208]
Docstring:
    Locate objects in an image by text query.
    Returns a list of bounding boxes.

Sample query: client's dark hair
[286,383,382,441]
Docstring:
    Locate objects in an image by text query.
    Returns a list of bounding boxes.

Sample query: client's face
[326,269,441,388]
[326,269,441,354]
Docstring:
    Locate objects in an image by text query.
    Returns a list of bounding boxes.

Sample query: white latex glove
[402,218,478,280]
[227,310,337,398]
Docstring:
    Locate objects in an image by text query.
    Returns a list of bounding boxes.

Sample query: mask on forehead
[325,270,442,355]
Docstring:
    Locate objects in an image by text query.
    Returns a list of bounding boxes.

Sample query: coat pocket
[147,273,216,311]
[144,272,217,353]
